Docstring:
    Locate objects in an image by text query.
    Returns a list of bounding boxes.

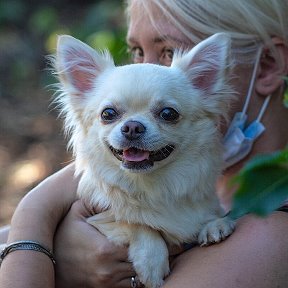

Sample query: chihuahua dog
[54,33,235,288]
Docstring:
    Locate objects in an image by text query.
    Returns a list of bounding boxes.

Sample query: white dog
[54,33,235,288]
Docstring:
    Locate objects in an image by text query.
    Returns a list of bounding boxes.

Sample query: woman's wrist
[1,240,56,267]
[0,247,55,288]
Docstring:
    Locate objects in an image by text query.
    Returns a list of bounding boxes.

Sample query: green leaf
[237,148,288,172]
[230,149,288,220]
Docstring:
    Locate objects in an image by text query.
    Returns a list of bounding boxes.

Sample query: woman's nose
[143,53,159,64]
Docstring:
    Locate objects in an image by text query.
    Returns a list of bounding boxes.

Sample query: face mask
[223,47,271,169]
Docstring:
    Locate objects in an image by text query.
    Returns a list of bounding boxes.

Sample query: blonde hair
[126,0,288,63]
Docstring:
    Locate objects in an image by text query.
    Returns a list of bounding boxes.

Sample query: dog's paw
[198,216,235,246]
[129,230,170,288]
[134,254,169,288]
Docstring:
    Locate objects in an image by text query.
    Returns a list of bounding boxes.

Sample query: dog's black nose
[121,121,146,140]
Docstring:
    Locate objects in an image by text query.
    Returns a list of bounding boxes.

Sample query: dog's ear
[55,35,114,96]
[171,33,231,94]
[172,33,233,119]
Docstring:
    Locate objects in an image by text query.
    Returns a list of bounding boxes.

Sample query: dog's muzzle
[109,144,175,171]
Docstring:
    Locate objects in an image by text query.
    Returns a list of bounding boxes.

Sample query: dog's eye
[159,108,179,122]
[101,108,118,122]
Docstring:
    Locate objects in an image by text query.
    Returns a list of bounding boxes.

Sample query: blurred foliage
[230,148,288,219]
[0,0,128,101]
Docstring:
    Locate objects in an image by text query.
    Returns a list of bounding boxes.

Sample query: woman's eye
[164,48,174,60]
[129,47,144,63]
[101,108,119,122]
[159,107,180,122]
[160,48,174,66]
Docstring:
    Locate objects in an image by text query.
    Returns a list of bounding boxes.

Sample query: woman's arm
[0,164,78,288]
[164,211,288,288]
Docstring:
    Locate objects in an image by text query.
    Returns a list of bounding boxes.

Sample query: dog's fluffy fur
[54,33,235,288]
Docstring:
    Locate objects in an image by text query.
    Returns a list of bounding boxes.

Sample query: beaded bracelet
[0,240,56,266]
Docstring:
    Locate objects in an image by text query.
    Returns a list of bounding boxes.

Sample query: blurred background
[0,0,128,225]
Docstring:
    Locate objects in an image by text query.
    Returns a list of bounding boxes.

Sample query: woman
[1,0,288,287]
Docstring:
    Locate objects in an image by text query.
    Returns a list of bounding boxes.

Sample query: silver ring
[130,276,137,288]
[131,275,143,288]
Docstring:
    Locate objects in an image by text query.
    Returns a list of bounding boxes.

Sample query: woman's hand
[54,200,136,288]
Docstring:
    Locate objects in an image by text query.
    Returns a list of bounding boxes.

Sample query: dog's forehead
[105,63,188,102]
[116,64,170,87]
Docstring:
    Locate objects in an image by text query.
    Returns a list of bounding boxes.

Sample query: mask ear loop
[240,46,263,120]
[256,94,271,122]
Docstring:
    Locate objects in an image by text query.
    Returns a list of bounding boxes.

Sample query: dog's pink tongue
[123,148,149,162]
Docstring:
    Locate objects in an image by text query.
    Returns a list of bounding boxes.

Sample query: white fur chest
[77,160,222,244]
